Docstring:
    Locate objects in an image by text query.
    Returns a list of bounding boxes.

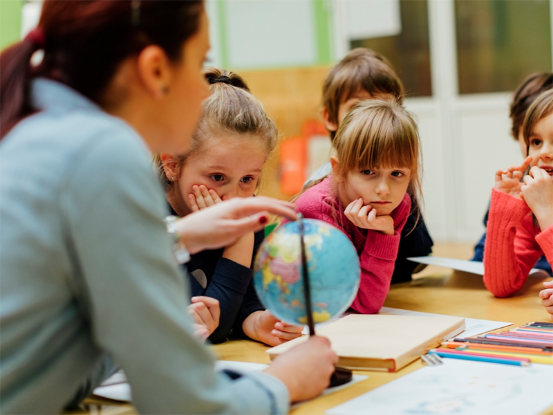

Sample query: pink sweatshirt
[293,177,411,314]
[483,189,553,297]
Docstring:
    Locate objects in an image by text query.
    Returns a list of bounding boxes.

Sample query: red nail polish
[259,215,268,225]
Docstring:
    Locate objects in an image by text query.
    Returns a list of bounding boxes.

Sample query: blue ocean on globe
[253,219,360,326]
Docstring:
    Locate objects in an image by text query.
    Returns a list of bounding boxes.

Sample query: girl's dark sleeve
[230,230,266,339]
[185,253,254,344]
[391,200,434,284]
[472,204,490,262]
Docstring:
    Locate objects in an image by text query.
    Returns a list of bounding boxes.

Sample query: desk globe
[253,219,360,326]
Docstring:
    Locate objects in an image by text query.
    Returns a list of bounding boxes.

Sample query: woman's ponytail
[0,29,45,139]
[1,0,204,141]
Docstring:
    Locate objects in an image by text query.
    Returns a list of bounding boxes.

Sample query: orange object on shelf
[279,135,307,196]
[279,119,329,196]
[302,119,327,137]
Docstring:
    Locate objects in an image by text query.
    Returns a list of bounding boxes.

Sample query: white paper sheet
[380,307,512,339]
[92,362,368,403]
[407,256,546,276]
[327,359,553,415]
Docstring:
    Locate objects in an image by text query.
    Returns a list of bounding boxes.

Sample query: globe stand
[298,214,353,388]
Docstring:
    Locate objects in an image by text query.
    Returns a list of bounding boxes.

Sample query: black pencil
[527,322,553,328]
[298,214,315,336]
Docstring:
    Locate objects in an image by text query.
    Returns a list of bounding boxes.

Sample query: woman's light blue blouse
[0,79,288,414]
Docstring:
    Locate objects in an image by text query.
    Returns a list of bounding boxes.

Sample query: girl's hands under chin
[494,156,532,199]
[521,167,553,230]
[344,198,394,235]
[189,185,223,212]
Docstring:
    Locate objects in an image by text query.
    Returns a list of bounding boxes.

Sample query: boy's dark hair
[510,72,553,140]
[322,48,404,140]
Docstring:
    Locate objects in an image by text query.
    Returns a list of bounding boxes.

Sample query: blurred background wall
[3,0,552,244]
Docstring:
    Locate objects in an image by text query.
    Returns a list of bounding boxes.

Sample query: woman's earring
[169,176,175,181]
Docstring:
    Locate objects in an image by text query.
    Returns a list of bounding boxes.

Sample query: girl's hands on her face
[188,296,220,341]
[539,281,553,317]
[246,310,303,347]
[494,156,532,199]
[189,185,223,212]
[521,167,553,231]
[344,198,394,235]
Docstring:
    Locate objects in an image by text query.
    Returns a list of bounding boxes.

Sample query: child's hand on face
[252,310,304,346]
[494,156,532,199]
[539,280,553,317]
[521,167,553,230]
[189,185,223,212]
[345,198,394,235]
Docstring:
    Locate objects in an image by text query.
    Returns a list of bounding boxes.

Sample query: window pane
[455,0,552,95]
[350,0,432,98]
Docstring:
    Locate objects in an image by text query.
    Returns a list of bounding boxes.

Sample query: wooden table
[74,257,553,414]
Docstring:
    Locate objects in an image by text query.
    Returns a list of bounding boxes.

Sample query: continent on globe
[254,219,360,326]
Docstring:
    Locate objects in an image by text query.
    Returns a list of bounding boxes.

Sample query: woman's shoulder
[5,105,149,173]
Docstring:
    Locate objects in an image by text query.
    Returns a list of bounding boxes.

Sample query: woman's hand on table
[188,296,220,341]
[243,310,304,346]
[262,335,338,403]
[175,197,297,254]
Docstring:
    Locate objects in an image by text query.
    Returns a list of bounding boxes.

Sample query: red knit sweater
[293,178,411,314]
[483,189,553,297]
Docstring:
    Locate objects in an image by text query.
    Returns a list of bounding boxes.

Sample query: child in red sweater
[293,99,422,314]
[484,89,553,317]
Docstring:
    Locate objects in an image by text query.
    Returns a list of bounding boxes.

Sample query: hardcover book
[267,314,466,372]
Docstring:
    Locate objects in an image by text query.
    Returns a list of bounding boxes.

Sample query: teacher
[0,1,337,413]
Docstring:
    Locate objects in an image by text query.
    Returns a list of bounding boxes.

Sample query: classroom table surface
[71,244,553,415]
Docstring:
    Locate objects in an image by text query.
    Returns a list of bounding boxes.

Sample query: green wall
[0,0,22,50]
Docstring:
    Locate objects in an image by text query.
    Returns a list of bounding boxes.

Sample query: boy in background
[305,48,433,283]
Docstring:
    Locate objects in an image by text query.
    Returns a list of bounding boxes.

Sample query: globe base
[329,366,353,388]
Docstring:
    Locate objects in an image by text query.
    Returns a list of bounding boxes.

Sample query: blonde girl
[484,89,553,316]
[157,68,303,345]
[293,99,422,314]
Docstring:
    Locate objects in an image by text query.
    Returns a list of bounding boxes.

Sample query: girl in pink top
[484,89,553,316]
[293,99,422,314]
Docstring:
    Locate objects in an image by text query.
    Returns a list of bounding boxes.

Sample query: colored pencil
[434,348,530,362]
[452,337,553,350]
[453,348,553,364]
[508,329,553,336]
[429,349,530,366]
[518,325,553,330]
[483,334,553,345]
[527,322,553,328]
[516,328,553,334]
[496,331,553,342]
[442,341,552,355]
